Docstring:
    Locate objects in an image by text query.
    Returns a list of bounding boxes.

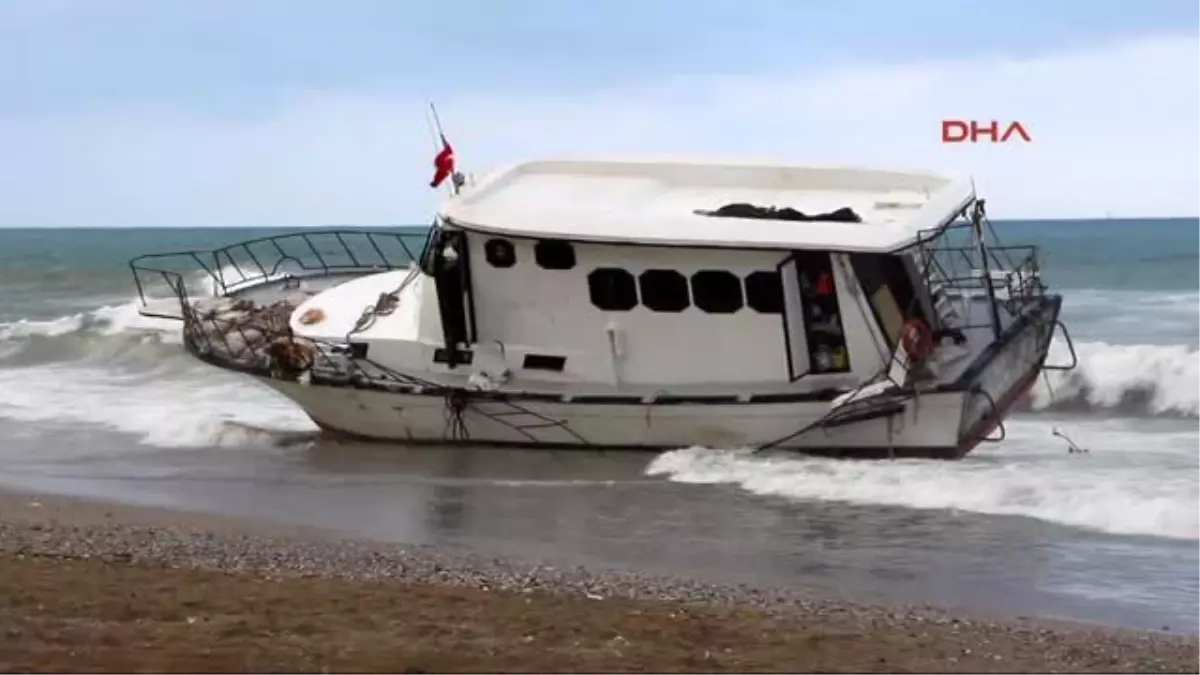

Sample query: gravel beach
[0,490,1195,673]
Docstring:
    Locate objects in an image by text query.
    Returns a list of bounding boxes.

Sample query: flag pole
[424,106,441,152]
[428,101,458,196]
[429,102,446,142]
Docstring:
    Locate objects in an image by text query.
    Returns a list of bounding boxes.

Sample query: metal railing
[129,229,433,315]
[127,228,441,388]
[913,209,1051,331]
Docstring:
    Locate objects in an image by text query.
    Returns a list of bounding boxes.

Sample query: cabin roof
[437,158,976,253]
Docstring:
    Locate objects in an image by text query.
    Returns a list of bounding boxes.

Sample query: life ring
[298,307,326,325]
[900,318,933,360]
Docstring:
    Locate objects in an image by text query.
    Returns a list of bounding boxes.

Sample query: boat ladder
[470,399,589,446]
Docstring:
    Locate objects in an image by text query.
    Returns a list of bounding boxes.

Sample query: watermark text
[942,120,1031,144]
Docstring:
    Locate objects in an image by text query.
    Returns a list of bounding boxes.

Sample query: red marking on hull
[958,367,1043,456]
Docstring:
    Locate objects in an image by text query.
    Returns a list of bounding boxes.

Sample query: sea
[0,219,1196,632]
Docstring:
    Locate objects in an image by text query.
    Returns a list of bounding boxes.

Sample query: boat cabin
[406,158,975,394]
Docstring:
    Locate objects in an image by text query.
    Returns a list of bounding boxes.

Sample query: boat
[129,155,1078,459]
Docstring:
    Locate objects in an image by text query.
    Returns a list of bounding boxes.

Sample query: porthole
[588,268,638,311]
[484,238,515,268]
[744,270,784,314]
[638,269,690,312]
[535,239,576,270]
[691,270,744,314]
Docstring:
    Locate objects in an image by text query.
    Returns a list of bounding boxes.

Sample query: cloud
[1,32,1195,227]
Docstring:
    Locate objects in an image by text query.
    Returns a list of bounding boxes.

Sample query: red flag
[430,136,455,188]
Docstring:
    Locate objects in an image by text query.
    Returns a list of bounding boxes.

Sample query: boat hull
[242,295,1060,460]
[257,375,969,457]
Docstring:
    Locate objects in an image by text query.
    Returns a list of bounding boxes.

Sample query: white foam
[1030,339,1199,417]
[646,418,1199,540]
[0,300,183,343]
[0,264,254,344]
[0,361,315,448]
[0,280,314,448]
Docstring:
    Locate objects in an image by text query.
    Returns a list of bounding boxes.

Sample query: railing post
[971,200,1003,341]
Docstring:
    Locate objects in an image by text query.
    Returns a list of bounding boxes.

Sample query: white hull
[251,307,1051,459]
[260,376,964,453]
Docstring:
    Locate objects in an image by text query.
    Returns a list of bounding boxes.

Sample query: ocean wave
[1024,340,1198,418]
[645,418,1199,540]
[0,300,186,367]
[0,285,314,448]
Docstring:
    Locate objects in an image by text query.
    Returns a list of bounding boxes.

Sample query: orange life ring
[298,307,326,325]
[900,318,933,360]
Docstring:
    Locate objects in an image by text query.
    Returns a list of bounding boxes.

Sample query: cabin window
[744,270,784,314]
[638,269,690,312]
[588,268,638,311]
[484,238,516,268]
[534,239,576,270]
[690,270,744,314]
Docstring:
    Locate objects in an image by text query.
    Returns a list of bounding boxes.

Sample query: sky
[0,0,1197,227]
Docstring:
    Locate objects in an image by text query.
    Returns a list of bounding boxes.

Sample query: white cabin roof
[438,158,975,253]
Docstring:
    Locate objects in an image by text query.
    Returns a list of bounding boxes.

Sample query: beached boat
[130,156,1077,458]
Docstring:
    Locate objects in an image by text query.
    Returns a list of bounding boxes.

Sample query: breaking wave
[645,418,1200,541]
[0,298,315,449]
[1024,340,1199,418]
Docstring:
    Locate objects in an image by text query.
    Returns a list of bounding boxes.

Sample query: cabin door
[429,229,476,367]
[847,253,928,351]
[777,251,852,381]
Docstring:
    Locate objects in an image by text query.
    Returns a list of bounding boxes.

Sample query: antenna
[424,106,441,152]
[429,102,447,143]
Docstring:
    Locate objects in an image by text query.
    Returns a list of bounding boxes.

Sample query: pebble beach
[1,490,1195,673]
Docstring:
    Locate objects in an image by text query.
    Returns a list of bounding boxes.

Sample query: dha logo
[942,120,1032,144]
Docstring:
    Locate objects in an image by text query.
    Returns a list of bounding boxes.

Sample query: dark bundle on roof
[695,203,862,223]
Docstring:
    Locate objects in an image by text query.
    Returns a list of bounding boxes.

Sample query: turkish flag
[430,136,455,188]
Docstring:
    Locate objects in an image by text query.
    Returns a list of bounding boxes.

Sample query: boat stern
[952,293,1071,457]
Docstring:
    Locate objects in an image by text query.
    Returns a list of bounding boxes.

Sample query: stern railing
[127,228,441,388]
[913,204,1051,333]
[130,228,433,316]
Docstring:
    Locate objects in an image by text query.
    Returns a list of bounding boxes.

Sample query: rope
[1040,358,1088,454]
[753,367,904,452]
[344,265,422,344]
[443,390,471,441]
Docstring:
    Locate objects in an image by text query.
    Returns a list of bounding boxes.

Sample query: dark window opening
[484,238,516,268]
[588,268,638,311]
[534,239,576,270]
[638,269,690,312]
[433,347,473,365]
[792,251,850,374]
[431,229,472,364]
[744,270,784,314]
[691,270,744,314]
[523,353,567,372]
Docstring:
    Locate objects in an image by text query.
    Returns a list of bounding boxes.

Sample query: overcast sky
[1,0,1197,227]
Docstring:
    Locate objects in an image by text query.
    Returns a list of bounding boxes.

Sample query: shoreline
[1,489,1196,673]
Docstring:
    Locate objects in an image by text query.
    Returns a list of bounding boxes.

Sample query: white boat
[130,157,1078,459]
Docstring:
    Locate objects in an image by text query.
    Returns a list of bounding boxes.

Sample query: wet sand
[0,490,1195,674]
